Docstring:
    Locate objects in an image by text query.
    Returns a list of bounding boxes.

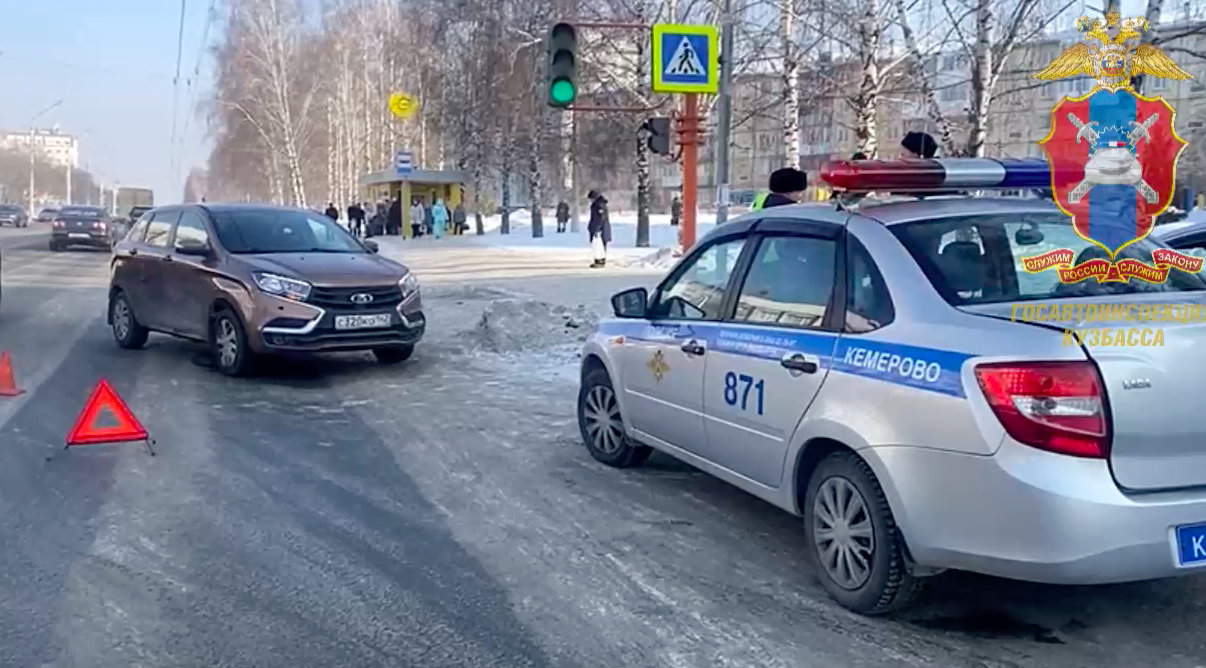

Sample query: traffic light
[547,23,578,108]
[644,117,673,155]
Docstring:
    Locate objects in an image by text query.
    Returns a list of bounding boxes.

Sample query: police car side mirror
[612,287,648,318]
[362,239,379,253]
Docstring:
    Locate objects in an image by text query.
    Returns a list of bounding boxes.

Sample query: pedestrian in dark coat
[555,201,570,233]
[388,197,403,235]
[452,203,468,235]
[587,189,611,268]
[346,202,365,237]
[324,202,339,222]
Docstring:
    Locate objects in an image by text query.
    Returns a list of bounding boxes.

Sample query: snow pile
[624,245,681,269]
[468,298,600,354]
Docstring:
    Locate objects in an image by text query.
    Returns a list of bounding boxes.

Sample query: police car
[576,158,1206,615]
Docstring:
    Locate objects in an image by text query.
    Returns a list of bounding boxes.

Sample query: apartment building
[797,20,1206,178]
[0,127,79,168]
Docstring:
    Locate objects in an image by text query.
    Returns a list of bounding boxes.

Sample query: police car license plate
[334,313,391,330]
[1174,522,1206,566]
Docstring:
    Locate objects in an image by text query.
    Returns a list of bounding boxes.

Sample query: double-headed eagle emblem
[1022,11,1205,283]
[1035,11,1192,92]
[1035,12,1192,210]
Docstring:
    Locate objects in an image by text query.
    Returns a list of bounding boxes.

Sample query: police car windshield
[892,213,1206,305]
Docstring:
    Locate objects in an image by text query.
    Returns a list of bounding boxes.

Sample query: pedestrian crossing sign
[651,24,718,94]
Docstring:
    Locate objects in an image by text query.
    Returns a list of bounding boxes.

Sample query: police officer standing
[751,168,809,210]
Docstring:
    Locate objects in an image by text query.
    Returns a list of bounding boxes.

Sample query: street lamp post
[69,129,94,206]
[27,99,64,214]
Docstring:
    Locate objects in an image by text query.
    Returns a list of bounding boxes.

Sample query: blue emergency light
[820,158,1052,193]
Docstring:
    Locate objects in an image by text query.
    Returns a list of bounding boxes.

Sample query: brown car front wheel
[211,308,254,377]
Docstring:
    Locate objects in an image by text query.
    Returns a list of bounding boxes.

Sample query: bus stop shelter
[358,168,472,238]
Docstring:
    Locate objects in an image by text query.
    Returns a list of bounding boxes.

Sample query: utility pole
[28,129,36,214]
[678,94,703,249]
[66,164,72,205]
[570,111,582,233]
[26,99,63,214]
[714,0,735,224]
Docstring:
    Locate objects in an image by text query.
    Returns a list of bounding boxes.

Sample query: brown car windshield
[890,213,1206,305]
[210,209,365,254]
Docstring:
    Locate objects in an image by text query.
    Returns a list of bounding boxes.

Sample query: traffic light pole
[677,93,703,251]
[714,0,735,224]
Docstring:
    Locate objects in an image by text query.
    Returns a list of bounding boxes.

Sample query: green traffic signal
[551,79,576,105]
[547,22,578,108]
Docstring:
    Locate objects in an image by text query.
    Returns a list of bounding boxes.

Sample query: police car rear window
[891,213,1206,305]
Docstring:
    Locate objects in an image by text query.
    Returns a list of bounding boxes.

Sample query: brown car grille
[308,285,403,310]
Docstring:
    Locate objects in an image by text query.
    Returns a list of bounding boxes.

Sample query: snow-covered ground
[364,210,711,269]
[465,210,716,263]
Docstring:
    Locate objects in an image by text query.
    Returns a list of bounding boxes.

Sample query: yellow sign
[647,350,669,382]
[389,93,419,120]
[650,23,719,94]
[1010,301,1206,347]
[1062,328,1164,346]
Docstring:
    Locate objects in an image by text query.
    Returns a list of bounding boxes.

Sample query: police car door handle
[681,340,706,356]
[780,353,818,374]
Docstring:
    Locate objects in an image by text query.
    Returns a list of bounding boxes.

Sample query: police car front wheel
[578,366,651,468]
[803,450,921,615]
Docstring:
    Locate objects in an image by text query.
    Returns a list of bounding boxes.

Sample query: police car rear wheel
[804,451,921,615]
[578,367,651,468]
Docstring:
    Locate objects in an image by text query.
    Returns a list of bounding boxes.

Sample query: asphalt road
[2,226,1205,668]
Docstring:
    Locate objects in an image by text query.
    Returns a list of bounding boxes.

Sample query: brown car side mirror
[175,239,211,256]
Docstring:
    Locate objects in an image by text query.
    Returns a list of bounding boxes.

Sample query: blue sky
[0,0,214,203]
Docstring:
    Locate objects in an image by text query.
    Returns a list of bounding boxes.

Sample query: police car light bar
[819,158,1051,193]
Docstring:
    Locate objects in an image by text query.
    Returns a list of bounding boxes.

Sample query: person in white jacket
[409,198,426,237]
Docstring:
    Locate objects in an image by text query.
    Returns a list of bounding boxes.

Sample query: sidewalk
[369,233,666,285]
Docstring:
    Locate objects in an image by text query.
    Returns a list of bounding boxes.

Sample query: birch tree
[943,0,1075,156]
[892,0,957,154]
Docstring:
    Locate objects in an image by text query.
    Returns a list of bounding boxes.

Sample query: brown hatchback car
[107,203,425,375]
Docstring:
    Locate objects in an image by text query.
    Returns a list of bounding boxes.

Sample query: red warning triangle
[66,379,148,446]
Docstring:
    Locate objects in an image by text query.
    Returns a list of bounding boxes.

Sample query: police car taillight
[819,158,1051,193]
[974,361,1109,459]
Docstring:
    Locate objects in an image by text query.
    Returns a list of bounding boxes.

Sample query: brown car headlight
[253,272,312,301]
[398,272,420,300]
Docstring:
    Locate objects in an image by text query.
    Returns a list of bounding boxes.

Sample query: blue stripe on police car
[831,339,971,398]
[595,320,973,398]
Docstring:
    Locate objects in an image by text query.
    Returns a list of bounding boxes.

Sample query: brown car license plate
[334,313,391,330]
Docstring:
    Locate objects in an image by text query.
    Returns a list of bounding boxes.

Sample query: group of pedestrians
[322,196,469,239]
[408,197,469,238]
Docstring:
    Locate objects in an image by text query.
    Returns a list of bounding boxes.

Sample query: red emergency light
[819,158,1051,193]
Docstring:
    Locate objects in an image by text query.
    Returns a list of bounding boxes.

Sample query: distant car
[50,206,116,251]
[127,205,153,222]
[36,207,60,223]
[107,203,426,376]
[0,204,29,228]
[1153,218,1206,256]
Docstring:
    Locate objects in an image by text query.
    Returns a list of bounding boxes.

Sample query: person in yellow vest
[750,168,809,211]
